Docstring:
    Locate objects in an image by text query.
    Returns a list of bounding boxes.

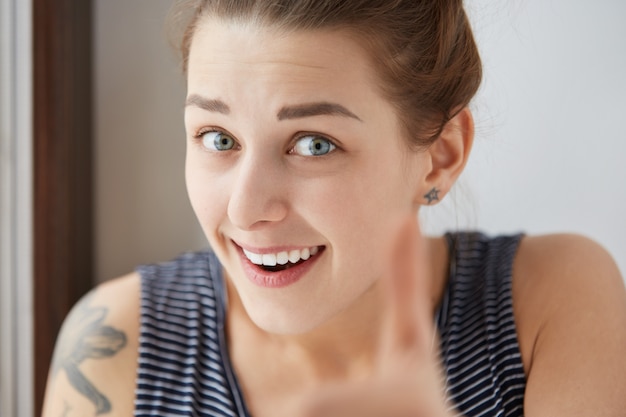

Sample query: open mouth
[258,262,302,272]
[240,245,324,273]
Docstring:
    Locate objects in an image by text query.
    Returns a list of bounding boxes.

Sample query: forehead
[190,17,367,64]
[186,18,381,96]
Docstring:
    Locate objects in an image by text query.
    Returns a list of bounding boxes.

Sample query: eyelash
[193,127,235,142]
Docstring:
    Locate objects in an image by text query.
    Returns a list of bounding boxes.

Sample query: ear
[419,107,474,205]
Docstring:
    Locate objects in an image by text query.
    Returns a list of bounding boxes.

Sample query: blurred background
[94,0,205,283]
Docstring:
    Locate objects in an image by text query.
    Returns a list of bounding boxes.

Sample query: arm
[513,234,626,416]
[41,273,141,417]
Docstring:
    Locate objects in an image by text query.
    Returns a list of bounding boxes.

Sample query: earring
[424,187,441,204]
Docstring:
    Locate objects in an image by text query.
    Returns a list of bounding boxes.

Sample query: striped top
[134,232,526,417]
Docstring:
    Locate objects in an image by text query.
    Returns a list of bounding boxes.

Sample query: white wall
[95,0,206,282]
[96,0,626,281]
[424,0,626,276]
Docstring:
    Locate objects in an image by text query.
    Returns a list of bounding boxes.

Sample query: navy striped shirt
[134,232,526,416]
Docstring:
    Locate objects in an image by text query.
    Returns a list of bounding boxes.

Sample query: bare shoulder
[42,272,142,417]
[512,233,626,416]
[513,234,625,332]
[515,233,622,281]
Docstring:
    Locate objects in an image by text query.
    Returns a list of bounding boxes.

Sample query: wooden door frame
[33,0,94,414]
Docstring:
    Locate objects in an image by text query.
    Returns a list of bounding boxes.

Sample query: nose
[227,152,289,230]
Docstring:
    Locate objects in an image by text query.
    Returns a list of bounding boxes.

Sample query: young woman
[42,1,626,416]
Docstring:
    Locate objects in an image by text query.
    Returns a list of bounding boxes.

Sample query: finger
[300,382,387,417]
[381,214,435,359]
[301,378,450,417]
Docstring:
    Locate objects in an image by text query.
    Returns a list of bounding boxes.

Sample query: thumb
[380,214,434,359]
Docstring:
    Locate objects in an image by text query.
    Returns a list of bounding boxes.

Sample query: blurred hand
[300,214,454,417]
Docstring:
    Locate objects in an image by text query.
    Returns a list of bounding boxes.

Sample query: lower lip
[235,244,323,288]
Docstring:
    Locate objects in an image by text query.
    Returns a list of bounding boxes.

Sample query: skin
[41,18,626,417]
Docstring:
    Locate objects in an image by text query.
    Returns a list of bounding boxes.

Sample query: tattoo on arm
[51,293,127,415]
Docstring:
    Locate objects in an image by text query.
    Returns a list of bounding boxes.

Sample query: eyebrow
[185,95,230,114]
[277,102,362,122]
[185,94,361,122]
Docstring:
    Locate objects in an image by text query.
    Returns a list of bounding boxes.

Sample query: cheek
[185,154,227,236]
[295,162,413,263]
[185,153,203,213]
[306,159,414,220]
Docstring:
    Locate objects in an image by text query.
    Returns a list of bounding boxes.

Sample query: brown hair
[172,0,482,148]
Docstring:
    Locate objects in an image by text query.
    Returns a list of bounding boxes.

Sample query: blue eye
[201,131,236,151]
[293,135,336,156]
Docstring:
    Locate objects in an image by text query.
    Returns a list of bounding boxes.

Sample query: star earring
[424,187,441,204]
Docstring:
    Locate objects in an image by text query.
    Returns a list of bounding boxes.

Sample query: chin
[241,295,332,336]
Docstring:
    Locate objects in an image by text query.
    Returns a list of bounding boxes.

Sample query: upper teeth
[243,246,320,266]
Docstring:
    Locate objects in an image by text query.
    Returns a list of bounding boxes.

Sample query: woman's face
[185,18,430,334]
